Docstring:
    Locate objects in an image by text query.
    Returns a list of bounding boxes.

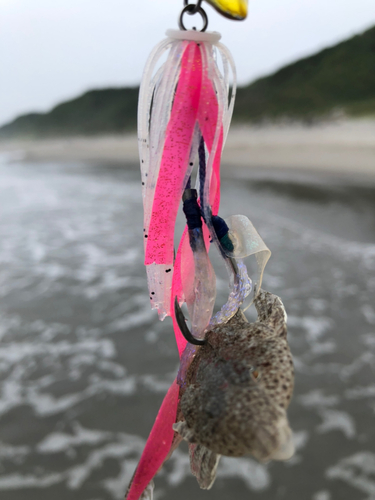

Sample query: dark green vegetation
[235,24,375,122]
[0,88,138,139]
[1,25,374,138]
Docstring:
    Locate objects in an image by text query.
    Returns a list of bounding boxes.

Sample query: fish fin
[250,409,294,463]
[140,480,154,500]
[254,289,287,336]
[172,421,196,443]
[189,443,221,490]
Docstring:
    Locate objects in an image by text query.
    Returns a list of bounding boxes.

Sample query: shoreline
[1,119,374,180]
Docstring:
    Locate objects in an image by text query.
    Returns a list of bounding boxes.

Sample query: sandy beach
[0,119,374,179]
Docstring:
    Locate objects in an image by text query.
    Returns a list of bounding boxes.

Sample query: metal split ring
[183,0,203,13]
[179,3,208,32]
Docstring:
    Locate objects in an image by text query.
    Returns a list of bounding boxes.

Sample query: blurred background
[0,1,375,499]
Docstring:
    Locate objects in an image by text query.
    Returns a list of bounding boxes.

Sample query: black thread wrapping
[212,215,229,239]
[183,192,202,230]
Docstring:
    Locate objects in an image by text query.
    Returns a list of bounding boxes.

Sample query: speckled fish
[173,288,295,489]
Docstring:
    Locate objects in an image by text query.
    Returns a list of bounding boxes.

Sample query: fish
[173,288,295,489]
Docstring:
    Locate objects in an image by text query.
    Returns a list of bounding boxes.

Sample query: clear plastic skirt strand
[137,30,236,321]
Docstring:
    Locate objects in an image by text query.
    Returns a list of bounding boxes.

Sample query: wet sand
[1,119,374,178]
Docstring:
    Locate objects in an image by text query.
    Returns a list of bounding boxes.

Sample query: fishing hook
[174,297,207,346]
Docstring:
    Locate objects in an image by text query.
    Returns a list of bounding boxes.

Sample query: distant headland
[0,25,374,139]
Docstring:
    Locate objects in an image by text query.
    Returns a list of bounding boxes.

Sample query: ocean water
[0,157,375,500]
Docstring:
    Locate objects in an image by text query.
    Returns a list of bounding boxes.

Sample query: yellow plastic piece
[204,0,248,20]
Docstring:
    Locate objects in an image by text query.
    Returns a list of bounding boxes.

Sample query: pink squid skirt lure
[126,29,237,500]
[127,26,275,499]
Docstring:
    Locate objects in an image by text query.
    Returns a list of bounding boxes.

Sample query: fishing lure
[138,26,234,322]
[126,3,293,499]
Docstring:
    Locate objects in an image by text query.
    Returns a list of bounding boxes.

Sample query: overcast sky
[1,0,374,126]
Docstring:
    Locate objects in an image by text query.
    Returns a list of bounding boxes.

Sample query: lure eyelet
[179,4,208,32]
